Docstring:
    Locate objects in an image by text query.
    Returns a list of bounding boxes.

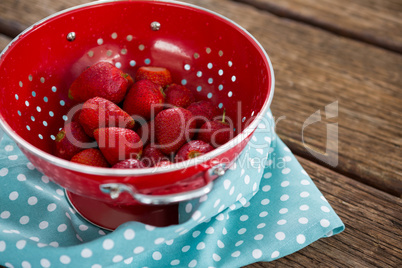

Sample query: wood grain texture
[0,0,401,196]
[180,0,402,196]
[234,0,402,53]
[0,34,12,52]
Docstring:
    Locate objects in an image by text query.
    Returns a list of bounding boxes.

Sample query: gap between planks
[233,0,402,54]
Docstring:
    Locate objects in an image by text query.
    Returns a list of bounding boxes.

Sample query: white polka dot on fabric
[145,225,156,231]
[29,237,39,242]
[19,216,29,224]
[300,205,309,211]
[188,260,197,267]
[124,229,135,240]
[39,221,48,229]
[154,238,165,245]
[47,203,56,212]
[22,261,31,268]
[59,255,71,265]
[124,257,133,264]
[199,195,208,202]
[275,232,286,240]
[0,241,5,252]
[240,215,249,221]
[191,210,201,221]
[244,175,250,184]
[252,249,262,259]
[213,253,221,262]
[8,155,18,160]
[214,199,221,208]
[102,239,114,250]
[301,179,310,185]
[9,191,19,201]
[262,185,271,192]
[263,172,272,179]
[28,197,37,205]
[222,227,227,235]
[235,240,243,247]
[4,145,13,151]
[182,245,190,252]
[17,174,26,181]
[217,240,224,248]
[299,217,308,224]
[165,239,174,245]
[231,251,241,257]
[196,242,205,250]
[16,240,26,250]
[254,234,264,240]
[40,258,51,268]
[192,230,200,238]
[257,223,266,229]
[281,181,290,187]
[185,203,192,213]
[81,248,92,258]
[259,211,268,217]
[238,228,247,235]
[261,199,270,205]
[91,265,101,268]
[79,225,89,231]
[49,242,59,248]
[282,168,290,174]
[152,251,162,260]
[170,260,180,266]
[277,219,287,225]
[1,211,11,219]
[41,176,49,183]
[57,224,67,232]
[297,234,306,244]
[300,191,310,198]
[134,246,144,254]
[56,189,64,196]
[321,206,330,212]
[112,255,123,263]
[280,194,289,201]
[223,179,231,189]
[320,219,330,227]
[271,251,280,259]
[206,227,214,234]
[279,208,288,214]
[0,168,9,177]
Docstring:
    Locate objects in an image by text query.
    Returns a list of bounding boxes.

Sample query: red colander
[0,0,274,230]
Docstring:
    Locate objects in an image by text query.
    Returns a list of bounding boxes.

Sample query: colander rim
[0,0,275,176]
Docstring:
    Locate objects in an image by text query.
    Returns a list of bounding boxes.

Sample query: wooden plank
[234,0,402,53]
[247,157,402,267]
[0,0,401,196]
[0,34,12,52]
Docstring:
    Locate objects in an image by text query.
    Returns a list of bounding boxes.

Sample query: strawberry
[68,61,131,104]
[94,127,143,166]
[137,120,156,146]
[187,100,218,128]
[154,160,172,167]
[142,144,170,167]
[135,66,172,88]
[112,159,145,169]
[198,120,234,148]
[164,84,195,108]
[123,80,165,121]
[79,97,135,137]
[175,140,214,162]
[155,107,196,155]
[54,122,93,160]
[70,148,109,167]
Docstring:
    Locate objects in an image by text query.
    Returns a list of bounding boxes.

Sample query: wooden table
[1,0,401,267]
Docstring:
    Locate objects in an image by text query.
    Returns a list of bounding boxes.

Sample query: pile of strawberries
[54,62,233,169]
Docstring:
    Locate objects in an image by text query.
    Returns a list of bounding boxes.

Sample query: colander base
[65,190,179,230]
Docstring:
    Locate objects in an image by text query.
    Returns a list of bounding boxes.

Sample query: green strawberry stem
[222,109,226,123]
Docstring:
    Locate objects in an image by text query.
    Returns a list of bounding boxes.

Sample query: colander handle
[99,164,226,205]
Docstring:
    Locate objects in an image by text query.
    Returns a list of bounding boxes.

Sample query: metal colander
[0,0,274,228]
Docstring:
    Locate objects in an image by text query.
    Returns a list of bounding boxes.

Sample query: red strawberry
[154,160,172,167]
[55,122,93,160]
[175,140,214,162]
[123,80,165,121]
[79,97,135,137]
[141,144,170,167]
[94,127,143,166]
[137,120,156,146]
[135,66,172,88]
[68,61,131,104]
[155,107,196,155]
[112,159,145,169]
[70,148,109,167]
[198,120,234,148]
[165,84,195,108]
[187,100,218,128]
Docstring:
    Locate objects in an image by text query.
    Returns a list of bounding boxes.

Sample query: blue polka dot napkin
[0,110,344,268]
